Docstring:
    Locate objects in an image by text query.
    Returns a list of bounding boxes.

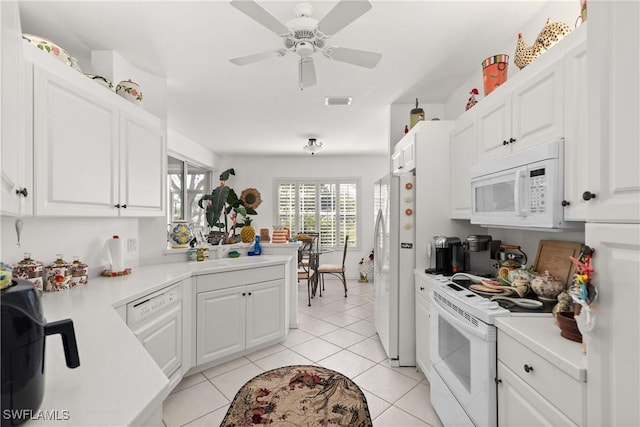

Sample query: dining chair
[297,246,317,306]
[317,236,349,297]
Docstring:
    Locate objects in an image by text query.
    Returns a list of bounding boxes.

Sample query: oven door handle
[433,296,490,341]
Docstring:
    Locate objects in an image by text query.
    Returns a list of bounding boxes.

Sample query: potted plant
[198,168,261,244]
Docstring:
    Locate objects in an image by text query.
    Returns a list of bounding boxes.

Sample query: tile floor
[162,277,443,426]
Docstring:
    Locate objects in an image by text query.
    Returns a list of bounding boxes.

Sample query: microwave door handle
[433,296,490,341]
[514,170,526,217]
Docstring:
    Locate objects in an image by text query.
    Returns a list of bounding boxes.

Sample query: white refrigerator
[373,172,415,367]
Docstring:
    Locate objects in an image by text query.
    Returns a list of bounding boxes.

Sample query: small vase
[254,236,262,255]
[168,220,193,249]
[359,273,368,283]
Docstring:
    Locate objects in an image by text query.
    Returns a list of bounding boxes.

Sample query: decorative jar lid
[16,253,43,269]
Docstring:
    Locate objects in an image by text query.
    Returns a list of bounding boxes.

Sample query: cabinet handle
[509,137,516,144]
[523,364,534,373]
[494,378,502,384]
[502,140,509,146]
[582,191,596,201]
[561,200,570,207]
[419,287,424,291]
[121,204,127,209]
[248,292,252,296]
[115,204,120,208]
[242,292,246,296]
[15,188,28,197]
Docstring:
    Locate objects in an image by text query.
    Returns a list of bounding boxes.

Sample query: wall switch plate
[127,238,137,252]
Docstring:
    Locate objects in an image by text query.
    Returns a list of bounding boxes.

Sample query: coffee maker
[433,236,464,275]
[1,279,80,426]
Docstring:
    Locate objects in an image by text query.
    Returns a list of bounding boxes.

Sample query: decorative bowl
[116,79,143,105]
[556,311,582,342]
[23,34,73,67]
[85,74,114,91]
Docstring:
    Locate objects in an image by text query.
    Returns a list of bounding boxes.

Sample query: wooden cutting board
[533,240,583,286]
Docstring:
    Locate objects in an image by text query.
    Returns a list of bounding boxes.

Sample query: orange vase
[482,54,509,96]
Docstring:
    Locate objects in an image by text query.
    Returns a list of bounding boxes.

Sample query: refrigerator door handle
[374,209,386,276]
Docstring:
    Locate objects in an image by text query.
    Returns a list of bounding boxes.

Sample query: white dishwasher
[127,283,182,390]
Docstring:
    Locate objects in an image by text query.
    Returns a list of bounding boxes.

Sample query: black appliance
[1,279,80,426]
[433,236,464,275]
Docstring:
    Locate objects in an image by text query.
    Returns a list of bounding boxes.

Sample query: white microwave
[470,139,579,230]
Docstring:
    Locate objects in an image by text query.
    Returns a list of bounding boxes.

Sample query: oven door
[430,293,497,426]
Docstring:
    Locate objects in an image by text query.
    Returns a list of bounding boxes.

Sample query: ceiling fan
[229,0,382,89]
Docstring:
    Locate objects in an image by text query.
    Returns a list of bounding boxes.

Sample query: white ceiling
[19,1,551,157]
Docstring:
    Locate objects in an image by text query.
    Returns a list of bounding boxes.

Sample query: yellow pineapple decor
[241,216,256,243]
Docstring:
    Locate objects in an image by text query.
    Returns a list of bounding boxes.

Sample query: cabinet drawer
[196,265,285,293]
[498,331,584,425]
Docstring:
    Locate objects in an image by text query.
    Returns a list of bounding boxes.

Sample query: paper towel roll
[109,235,125,272]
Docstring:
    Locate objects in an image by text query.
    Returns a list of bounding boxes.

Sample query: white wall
[217,154,388,279]
[1,216,139,276]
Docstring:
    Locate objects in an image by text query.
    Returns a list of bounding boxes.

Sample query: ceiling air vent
[325,96,352,106]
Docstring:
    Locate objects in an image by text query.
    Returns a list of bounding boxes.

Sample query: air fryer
[1,279,80,426]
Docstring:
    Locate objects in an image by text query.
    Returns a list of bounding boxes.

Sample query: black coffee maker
[433,236,464,275]
[1,279,80,426]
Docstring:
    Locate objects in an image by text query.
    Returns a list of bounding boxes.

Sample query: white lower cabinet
[497,329,586,426]
[196,265,286,366]
[414,271,431,381]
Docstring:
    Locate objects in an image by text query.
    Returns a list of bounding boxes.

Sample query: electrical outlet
[127,238,137,252]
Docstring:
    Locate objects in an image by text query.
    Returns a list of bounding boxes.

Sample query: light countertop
[30,255,290,426]
[495,316,587,382]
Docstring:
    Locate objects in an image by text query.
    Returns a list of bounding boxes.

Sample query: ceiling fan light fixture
[303,138,323,155]
[325,96,352,106]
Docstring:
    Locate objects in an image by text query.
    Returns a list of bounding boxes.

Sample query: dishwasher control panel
[127,285,181,326]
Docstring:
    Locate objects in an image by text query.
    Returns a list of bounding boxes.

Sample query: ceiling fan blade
[299,57,317,89]
[230,49,286,66]
[325,47,382,68]
[230,0,291,36]
[317,0,372,36]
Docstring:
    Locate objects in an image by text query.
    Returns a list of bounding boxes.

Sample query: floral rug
[221,365,372,426]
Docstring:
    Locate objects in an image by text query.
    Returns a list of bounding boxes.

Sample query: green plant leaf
[219,168,235,182]
[245,207,257,215]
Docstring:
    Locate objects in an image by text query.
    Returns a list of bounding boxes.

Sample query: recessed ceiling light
[325,96,352,106]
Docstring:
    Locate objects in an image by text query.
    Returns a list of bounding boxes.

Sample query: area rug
[221,365,372,426]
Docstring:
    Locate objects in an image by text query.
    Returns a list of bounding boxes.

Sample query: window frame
[167,153,213,229]
[274,177,360,251]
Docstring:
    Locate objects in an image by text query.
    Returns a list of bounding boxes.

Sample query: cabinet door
[131,303,182,378]
[1,2,30,216]
[585,2,640,222]
[476,94,511,163]
[33,66,119,216]
[401,135,416,171]
[391,149,402,173]
[246,279,285,348]
[415,289,430,380]
[586,223,640,427]
[197,287,246,365]
[450,117,476,219]
[511,60,564,152]
[563,40,588,221]
[497,361,577,427]
[119,111,165,216]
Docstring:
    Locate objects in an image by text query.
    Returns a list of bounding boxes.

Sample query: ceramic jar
[70,256,88,287]
[13,253,44,293]
[530,270,565,301]
[168,220,194,249]
[116,79,143,105]
[44,254,72,292]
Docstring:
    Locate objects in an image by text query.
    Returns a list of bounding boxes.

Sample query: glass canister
[44,254,72,292]
[13,253,44,293]
[70,256,88,286]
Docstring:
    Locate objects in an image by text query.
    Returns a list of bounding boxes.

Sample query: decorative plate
[23,34,73,67]
[85,74,114,91]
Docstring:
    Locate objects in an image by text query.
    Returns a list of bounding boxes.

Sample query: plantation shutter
[277,183,296,231]
[339,182,357,247]
[319,183,336,248]
[298,184,316,232]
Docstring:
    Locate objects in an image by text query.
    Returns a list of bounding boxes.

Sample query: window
[276,179,358,250]
[167,156,212,228]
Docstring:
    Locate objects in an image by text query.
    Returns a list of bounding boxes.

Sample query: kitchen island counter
[30,256,291,426]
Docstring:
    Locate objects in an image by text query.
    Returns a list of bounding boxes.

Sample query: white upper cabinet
[449,115,476,219]
[563,36,588,221]
[477,59,564,164]
[1,2,31,216]
[392,131,416,173]
[25,41,166,217]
